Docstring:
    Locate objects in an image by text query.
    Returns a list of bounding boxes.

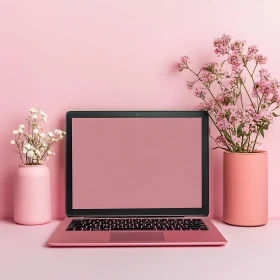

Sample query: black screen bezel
[66,111,209,217]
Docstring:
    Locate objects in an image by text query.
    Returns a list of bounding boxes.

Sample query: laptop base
[47,217,227,247]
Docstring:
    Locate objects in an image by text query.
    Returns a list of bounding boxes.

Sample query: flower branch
[178,34,280,153]
[10,108,66,165]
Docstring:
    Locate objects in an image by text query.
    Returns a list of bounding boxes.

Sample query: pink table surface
[0,219,279,279]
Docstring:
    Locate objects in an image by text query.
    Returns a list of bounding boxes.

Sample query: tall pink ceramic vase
[14,164,51,225]
[223,151,268,226]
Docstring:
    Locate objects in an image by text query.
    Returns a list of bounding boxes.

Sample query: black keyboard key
[67,218,208,231]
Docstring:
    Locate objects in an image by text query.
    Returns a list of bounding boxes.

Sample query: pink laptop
[47,111,227,246]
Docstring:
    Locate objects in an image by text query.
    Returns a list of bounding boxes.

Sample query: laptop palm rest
[110,232,165,243]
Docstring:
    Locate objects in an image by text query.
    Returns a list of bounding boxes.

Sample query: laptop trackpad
[110,232,165,243]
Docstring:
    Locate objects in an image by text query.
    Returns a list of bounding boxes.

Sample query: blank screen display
[72,118,202,209]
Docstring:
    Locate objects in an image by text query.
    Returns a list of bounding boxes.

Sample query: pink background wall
[0,0,279,219]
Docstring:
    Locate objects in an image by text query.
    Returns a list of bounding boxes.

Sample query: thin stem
[252,63,258,76]
[210,134,230,152]
[238,74,256,112]
[15,137,24,164]
[208,114,231,151]
[246,133,251,152]
[244,64,256,84]
[221,59,227,68]
[187,67,222,109]
[257,95,264,113]
[244,63,259,103]
[252,124,264,152]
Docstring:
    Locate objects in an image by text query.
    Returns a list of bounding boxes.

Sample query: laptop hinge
[80,215,196,218]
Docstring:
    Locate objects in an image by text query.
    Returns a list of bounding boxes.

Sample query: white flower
[39,133,45,138]
[48,132,54,137]
[35,150,41,156]
[38,160,44,165]
[40,111,47,118]
[47,150,52,155]
[30,146,35,151]
[27,151,35,158]
[39,110,45,115]
[52,152,55,156]
[46,156,50,160]
[33,159,37,163]
[42,117,47,122]
[29,108,37,114]
[18,128,24,134]
[39,147,45,152]
[42,143,47,147]
[19,124,25,129]
[33,128,39,134]
[31,115,38,120]
[58,135,63,140]
[55,129,62,135]
[24,143,32,150]
[22,148,28,154]
[10,140,15,144]
[13,130,18,134]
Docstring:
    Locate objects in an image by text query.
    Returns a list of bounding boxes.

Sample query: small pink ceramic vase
[223,151,268,227]
[14,164,51,225]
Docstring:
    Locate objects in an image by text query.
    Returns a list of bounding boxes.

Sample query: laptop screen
[72,118,202,209]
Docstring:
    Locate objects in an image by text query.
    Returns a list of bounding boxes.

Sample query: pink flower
[255,54,268,65]
[259,68,271,80]
[216,119,231,130]
[247,45,258,56]
[178,56,191,71]
[213,34,231,56]
[216,136,227,145]
[227,53,242,70]
[253,74,279,101]
[181,56,190,63]
[178,62,186,71]
[259,108,273,122]
[187,81,194,89]
[252,108,273,124]
[245,45,259,61]
[194,88,206,99]
[198,100,216,113]
[242,124,250,134]
[201,62,219,73]
[254,81,274,100]
[230,40,246,53]
[200,72,216,83]
[199,62,219,83]
[231,135,241,145]
[216,92,232,105]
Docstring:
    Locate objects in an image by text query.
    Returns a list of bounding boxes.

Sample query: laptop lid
[66,111,209,217]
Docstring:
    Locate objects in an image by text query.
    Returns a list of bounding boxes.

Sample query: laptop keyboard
[66,218,208,231]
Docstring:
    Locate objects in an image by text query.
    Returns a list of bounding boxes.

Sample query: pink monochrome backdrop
[0,0,280,219]
[72,118,202,209]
